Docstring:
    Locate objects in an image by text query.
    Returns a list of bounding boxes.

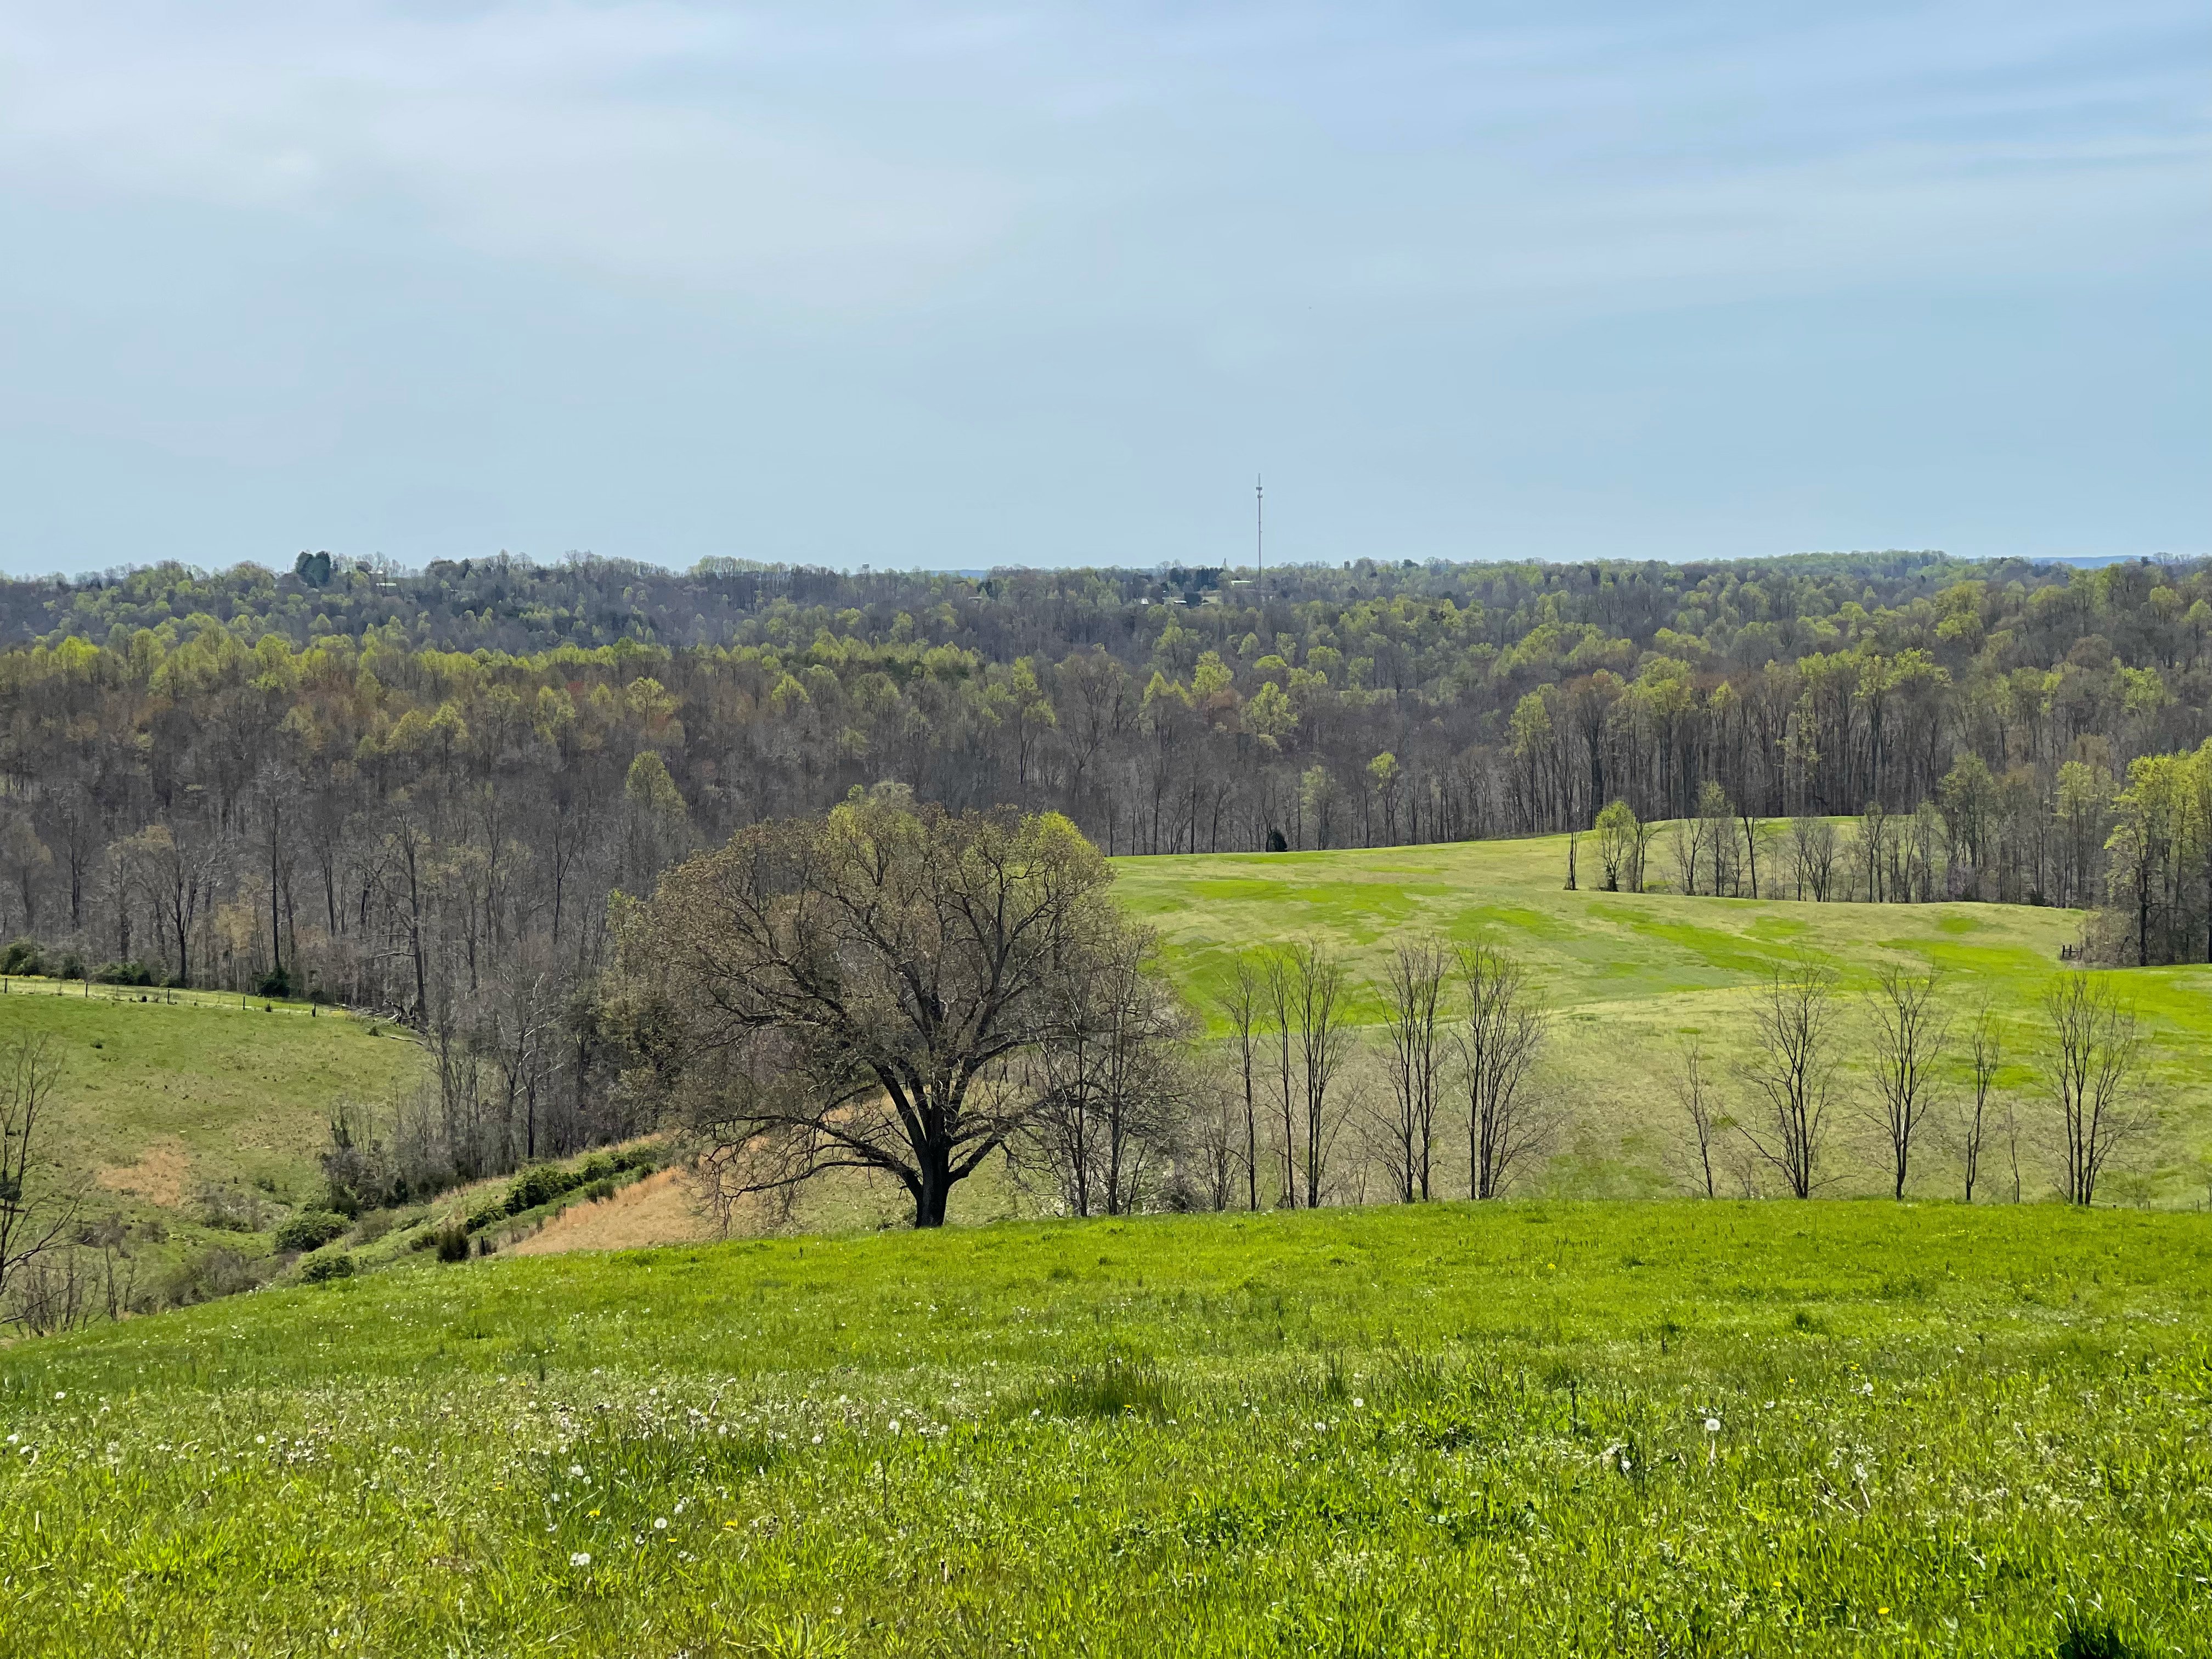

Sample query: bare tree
[1668,1035,1724,1197]
[1960,1002,2001,1202]
[1737,958,1841,1198]
[1183,1073,1242,1211]
[1282,941,1355,1208]
[616,795,1121,1228]
[1020,923,1194,1217]
[1213,955,1268,1211]
[1863,964,1949,1199]
[1263,951,1298,1206]
[2039,972,2148,1206]
[1,1033,81,1323]
[1456,945,1551,1199]
[2002,1096,2024,1201]
[1376,938,1447,1201]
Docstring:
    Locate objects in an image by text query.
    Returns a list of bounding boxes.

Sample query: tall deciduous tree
[1863,964,1949,1199]
[1377,938,1447,1201]
[2039,972,2147,1206]
[1457,945,1551,1200]
[619,792,1118,1228]
[1738,958,1840,1198]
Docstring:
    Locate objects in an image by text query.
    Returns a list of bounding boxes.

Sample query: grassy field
[1114,834,2212,1205]
[0,980,422,1257]
[3,1201,2209,1655]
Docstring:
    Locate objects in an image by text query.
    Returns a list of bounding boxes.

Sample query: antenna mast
[1255,473,1264,606]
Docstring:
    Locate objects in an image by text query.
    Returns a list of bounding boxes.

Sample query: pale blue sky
[1,2,2205,575]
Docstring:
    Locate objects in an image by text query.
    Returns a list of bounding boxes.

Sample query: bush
[157,1246,263,1308]
[505,1163,582,1216]
[274,1210,350,1253]
[255,966,294,998]
[299,1251,355,1284]
[586,1179,616,1203]
[196,1183,269,1233]
[55,950,85,980]
[94,958,157,986]
[433,1223,471,1263]
[1,938,45,975]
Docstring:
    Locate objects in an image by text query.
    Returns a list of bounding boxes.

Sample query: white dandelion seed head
[568,1464,584,1477]
[1703,1417,1721,1434]
[654,1516,668,1530]
[569,1551,591,1567]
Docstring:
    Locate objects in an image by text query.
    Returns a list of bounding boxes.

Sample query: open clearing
[1115,833,2212,1200]
[0,984,421,1218]
[4,1201,2209,1655]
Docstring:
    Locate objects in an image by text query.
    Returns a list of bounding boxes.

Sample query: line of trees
[1672,961,2151,1207]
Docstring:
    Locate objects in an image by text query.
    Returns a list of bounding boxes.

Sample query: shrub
[55,950,85,980]
[1,938,45,975]
[275,1210,350,1253]
[94,958,157,985]
[433,1223,471,1263]
[255,965,294,998]
[196,1183,269,1233]
[586,1179,616,1203]
[300,1251,355,1284]
[157,1247,263,1308]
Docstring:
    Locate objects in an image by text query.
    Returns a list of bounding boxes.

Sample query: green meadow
[1114,833,2212,1203]
[4,1201,2210,1656]
[5,836,2212,1653]
[0,981,420,1252]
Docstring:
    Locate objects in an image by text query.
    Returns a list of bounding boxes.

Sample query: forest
[0,549,2205,1197]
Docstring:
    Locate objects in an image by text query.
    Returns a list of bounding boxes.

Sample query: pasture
[1114,833,2212,1204]
[3,1200,2208,1655]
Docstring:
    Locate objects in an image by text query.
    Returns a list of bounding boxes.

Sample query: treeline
[0,550,2204,1194]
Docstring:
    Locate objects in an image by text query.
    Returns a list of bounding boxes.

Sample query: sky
[0,2,2205,577]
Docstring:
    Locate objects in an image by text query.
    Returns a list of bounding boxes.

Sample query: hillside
[1116,832,2212,1202]
[0,982,422,1261]
[4,1201,2208,1655]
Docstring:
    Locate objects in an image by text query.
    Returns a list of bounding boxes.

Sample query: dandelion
[654,1517,668,1530]
[888,1419,900,1435]
[811,1434,823,1444]
[569,1464,584,1477]
[1877,1606,1890,1616]
[53,1393,64,1402]
[1352,1398,1364,1409]
[569,1551,591,1567]
[1703,1417,1721,1434]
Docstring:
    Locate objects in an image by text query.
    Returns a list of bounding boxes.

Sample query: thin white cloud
[0,3,1023,303]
